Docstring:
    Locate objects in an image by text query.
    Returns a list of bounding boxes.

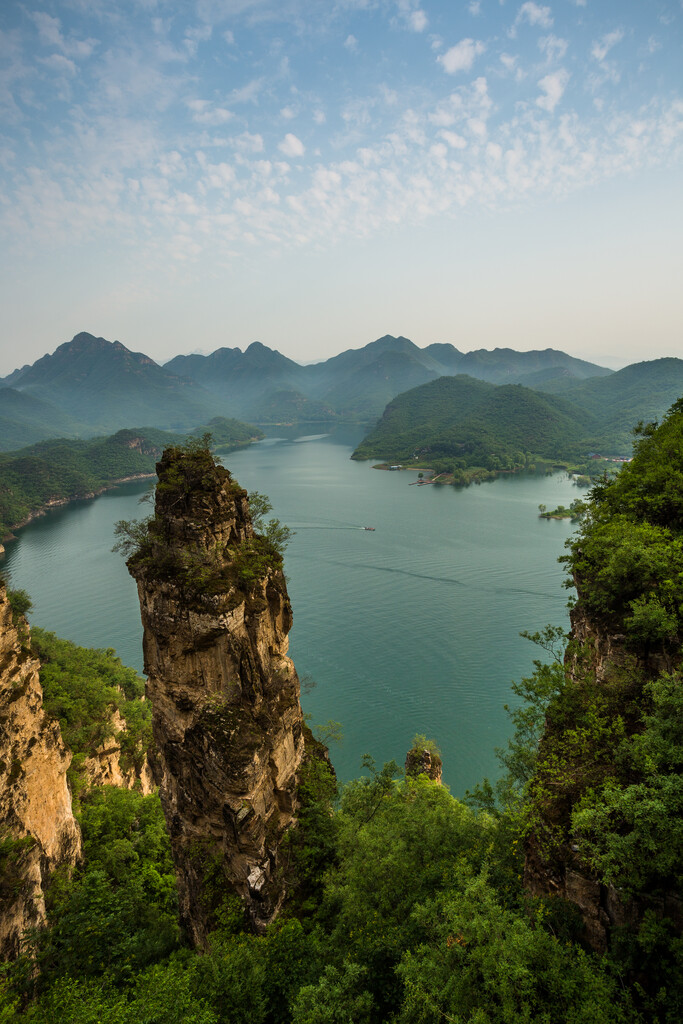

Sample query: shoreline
[0,473,157,556]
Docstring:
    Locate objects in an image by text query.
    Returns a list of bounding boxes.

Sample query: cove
[0,425,579,795]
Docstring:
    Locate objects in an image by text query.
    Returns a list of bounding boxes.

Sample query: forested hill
[0,418,262,541]
[535,356,683,450]
[352,374,598,469]
[0,389,86,452]
[353,360,683,475]
[2,332,611,435]
[1,332,225,434]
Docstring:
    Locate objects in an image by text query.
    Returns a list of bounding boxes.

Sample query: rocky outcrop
[82,708,154,794]
[127,444,305,944]
[405,745,442,784]
[0,586,81,959]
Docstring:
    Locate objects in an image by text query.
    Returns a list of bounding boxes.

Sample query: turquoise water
[1,426,580,795]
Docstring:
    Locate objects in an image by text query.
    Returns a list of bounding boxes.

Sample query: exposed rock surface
[0,586,81,959]
[405,746,442,784]
[127,445,305,944]
[82,707,154,794]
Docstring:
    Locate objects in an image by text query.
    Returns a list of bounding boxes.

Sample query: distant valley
[2,331,683,493]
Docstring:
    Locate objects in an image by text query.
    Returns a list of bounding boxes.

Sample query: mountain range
[0,331,611,445]
[3,332,683,466]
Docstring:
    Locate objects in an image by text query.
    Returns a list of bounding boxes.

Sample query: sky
[0,0,682,375]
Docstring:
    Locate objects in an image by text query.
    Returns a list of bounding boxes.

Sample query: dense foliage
[0,420,262,541]
[514,403,683,1022]
[3,407,683,1022]
[565,399,683,646]
[0,763,636,1024]
[353,365,683,481]
[29,629,151,791]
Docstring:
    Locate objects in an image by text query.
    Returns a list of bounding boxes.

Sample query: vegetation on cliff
[29,630,152,793]
[517,402,683,1021]
[115,440,290,601]
[3,411,683,1021]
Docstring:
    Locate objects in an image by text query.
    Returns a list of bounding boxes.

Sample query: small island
[538,499,588,521]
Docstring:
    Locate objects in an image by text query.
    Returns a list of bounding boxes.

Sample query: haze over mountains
[1,332,682,461]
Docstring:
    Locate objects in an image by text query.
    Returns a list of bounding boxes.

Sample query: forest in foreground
[2,403,683,1023]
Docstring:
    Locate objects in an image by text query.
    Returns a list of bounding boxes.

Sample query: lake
[0,425,580,795]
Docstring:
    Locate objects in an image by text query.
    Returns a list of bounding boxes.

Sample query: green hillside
[0,419,262,539]
[0,388,86,451]
[537,357,683,449]
[352,375,596,471]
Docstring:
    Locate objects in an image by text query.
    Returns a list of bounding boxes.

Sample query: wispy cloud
[537,69,570,112]
[516,3,554,30]
[591,28,625,63]
[438,39,486,75]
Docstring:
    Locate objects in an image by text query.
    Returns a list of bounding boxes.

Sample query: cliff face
[128,445,305,943]
[0,587,81,959]
[524,598,682,952]
[82,707,154,794]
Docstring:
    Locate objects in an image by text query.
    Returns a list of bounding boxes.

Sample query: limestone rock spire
[127,442,304,943]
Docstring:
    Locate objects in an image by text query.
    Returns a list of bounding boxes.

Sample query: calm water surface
[1,426,580,795]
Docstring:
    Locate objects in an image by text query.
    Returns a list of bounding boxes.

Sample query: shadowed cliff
[126,441,305,943]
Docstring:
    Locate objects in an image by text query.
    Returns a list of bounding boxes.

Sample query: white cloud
[469,1,481,15]
[29,11,97,59]
[279,133,305,158]
[440,130,467,149]
[516,3,553,29]
[184,25,212,57]
[313,109,326,124]
[438,39,486,74]
[409,10,428,32]
[539,35,568,62]
[186,99,233,125]
[536,69,569,112]
[231,132,264,153]
[591,29,625,63]
[228,78,264,104]
[38,54,77,76]
[344,35,358,51]
[281,106,296,119]
[500,53,525,81]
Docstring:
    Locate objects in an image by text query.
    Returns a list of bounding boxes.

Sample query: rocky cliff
[127,444,305,943]
[0,586,81,959]
[81,706,154,794]
[528,593,679,950]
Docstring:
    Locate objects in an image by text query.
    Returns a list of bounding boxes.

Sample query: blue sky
[0,0,681,373]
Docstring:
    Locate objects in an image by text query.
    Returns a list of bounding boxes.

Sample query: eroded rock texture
[405,746,442,784]
[128,445,304,943]
[0,586,81,959]
[82,706,155,794]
